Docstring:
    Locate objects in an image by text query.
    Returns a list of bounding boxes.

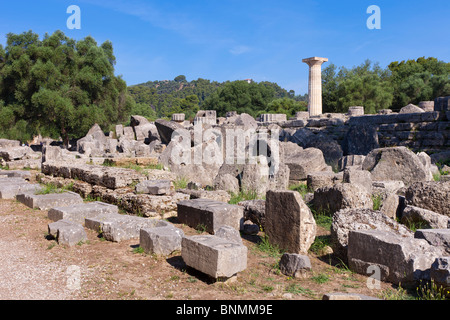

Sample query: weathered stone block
[176,199,244,234]
[402,206,450,230]
[48,219,87,247]
[135,180,171,195]
[140,221,185,256]
[430,257,450,292]
[265,190,316,254]
[405,181,450,217]
[347,230,443,285]
[0,182,42,199]
[415,229,450,255]
[331,208,412,261]
[279,253,311,278]
[85,213,159,242]
[343,167,372,194]
[48,201,119,225]
[313,183,373,215]
[181,235,247,279]
[16,191,84,210]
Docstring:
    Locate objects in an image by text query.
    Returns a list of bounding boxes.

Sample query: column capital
[302,57,329,66]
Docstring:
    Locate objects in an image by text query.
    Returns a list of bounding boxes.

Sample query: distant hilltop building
[243,79,253,84]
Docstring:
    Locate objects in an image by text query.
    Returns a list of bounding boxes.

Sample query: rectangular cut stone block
[415,229,450,255]
[140,221,185,256]
[348,230,443,285]
[176,199,244,234]
[85,213,159,242]
[48,219,87,247]
[265,190,316,254]
[181,235,247,278]
[16,191,84,210]
[0,181,42,199]
[48,201,119,225]
[135,180,171,195]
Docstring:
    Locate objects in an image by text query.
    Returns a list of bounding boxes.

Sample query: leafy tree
[266,97,307,118]
[174,75,187,82]
[0,30,132,145]
[388,57,450,110]
[322,60,394,114]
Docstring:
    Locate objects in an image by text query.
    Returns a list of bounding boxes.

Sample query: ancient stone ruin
[0,91,449,295]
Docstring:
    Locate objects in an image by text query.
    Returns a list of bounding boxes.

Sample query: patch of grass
[84,195,101,202]
[228,189,259,204]
[372,194,383,211]
[416,280,449,300]
[261,285,274,293]
[314,213,333,231]
[379,285,415,300]
[132,246,145,254]
[144,163,165,171]
[36,182,72,195]
[403,219,428,232]
[433,173,441,182]
[288,183,311,199]
[173,176,189,190]
[256,235,283,259]
[285,283,317,299]
[195,223,207,234]
[309,235,331,255]
[311,272,330,284]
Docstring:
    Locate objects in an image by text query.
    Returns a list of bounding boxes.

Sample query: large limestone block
[284,147,329,181]
[402,205,450,230]
[0,182,42,199]
[306,171,341,192]
[176,199,244,234]
[181,235,248,279]
[135,180,171,195]
[415,229,450,255]
[405,181,450,217]
[0,146,38,161]
[16,191,84,210]
[155,119,184,145]
[342,124,379,156]
[313,183,373,215]
[265,190,316,254]
[47,219,87,247]
[348,229,443,285]
[399,103,425,114]
[362,147,432,185]
[342,167,373,194]
[48,201,119,225]
[331,208,412,261]
[430,257,450,292]
[140,221,185,256]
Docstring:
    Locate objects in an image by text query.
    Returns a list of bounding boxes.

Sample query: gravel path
[0,205,76,300]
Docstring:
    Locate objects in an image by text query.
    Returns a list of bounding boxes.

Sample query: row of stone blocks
[0,173,248,280]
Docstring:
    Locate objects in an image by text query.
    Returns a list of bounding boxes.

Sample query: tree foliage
[323,57,450,114]
[0,30,133,144]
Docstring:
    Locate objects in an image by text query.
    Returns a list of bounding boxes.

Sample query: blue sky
[1,0,449,95]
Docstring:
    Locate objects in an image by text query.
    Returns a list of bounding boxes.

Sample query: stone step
[16,191,84,210]
[48,201,119,225]
[85,213,160,242]
[48,219,87,247]
[0,183,42,200]
[176,199,244,235]
[181,235,248,279]
[140,220,185,256]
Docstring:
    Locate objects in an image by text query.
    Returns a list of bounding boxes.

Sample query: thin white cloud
[229,45,252,55]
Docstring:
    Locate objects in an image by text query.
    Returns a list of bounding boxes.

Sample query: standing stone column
[302,57,328,117]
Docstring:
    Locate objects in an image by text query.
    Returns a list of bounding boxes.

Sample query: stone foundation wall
[278,111,449,160]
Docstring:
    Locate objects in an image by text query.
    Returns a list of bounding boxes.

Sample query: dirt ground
[0,195,406,302]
